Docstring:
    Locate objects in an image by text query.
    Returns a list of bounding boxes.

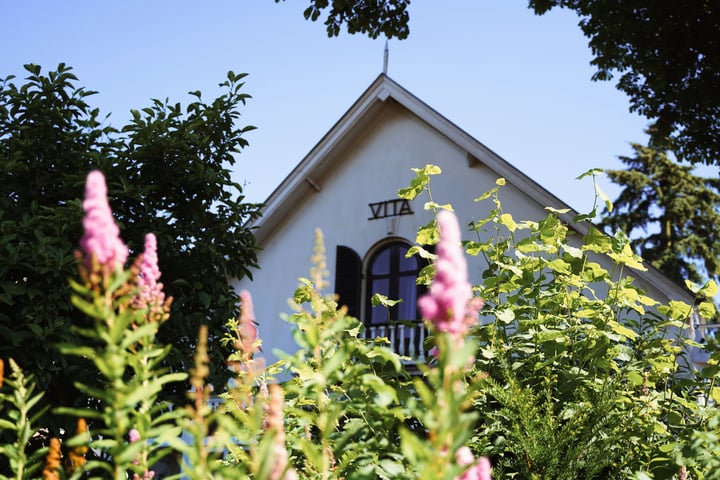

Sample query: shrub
[400,166,720,479]
[1,166,719,480]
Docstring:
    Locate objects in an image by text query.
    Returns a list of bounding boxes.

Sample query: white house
[234,73,698,365]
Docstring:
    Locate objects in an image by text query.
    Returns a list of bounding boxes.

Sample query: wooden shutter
[334,245,362,319]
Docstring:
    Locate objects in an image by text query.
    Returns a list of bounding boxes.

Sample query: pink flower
[418,211,482,341]
[128,429,155,479]
[134,233,165,311]
[455,447,492,480]
[80,171,128,270]
[266,384,296,480]
[456,446,475,466]
[133,472,155,480]
[236,290,259,358]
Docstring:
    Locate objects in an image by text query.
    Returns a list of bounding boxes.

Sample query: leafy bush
[400,165,720,479]
[1,166,719,480]
[0,170,488,479]
[0,64,261,426]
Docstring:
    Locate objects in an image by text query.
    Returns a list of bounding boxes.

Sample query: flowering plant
[1,166,719,480]
[400,165,720,479]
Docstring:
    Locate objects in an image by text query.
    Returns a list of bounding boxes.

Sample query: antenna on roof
[383,40,389,75]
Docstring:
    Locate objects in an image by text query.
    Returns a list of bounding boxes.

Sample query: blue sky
[2,1,653,213]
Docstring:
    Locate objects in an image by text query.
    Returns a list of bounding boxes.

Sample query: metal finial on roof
[383,40,389,75]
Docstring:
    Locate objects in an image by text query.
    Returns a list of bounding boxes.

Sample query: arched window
[366,241,421,325]
[364,240,427,358]
[333,240,428,359]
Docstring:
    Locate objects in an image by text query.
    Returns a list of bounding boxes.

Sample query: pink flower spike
[133,472,155,480]
[418,210,479,341]
[80,171,128,270]
[239,290,255,324]
[456,446,475,467]
[476,457,492,480]
[128,429,140,443]
[455,447,492,480]
[237,290,259,352]
[135,233,165,310]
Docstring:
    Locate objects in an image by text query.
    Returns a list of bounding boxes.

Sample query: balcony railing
[365,321,428,362]
[691,322,720,368]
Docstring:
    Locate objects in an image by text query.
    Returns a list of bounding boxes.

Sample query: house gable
[236,74,694,364]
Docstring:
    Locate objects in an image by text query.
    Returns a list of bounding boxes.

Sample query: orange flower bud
[43,437,62,480]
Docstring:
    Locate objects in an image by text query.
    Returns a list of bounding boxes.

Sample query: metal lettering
[368,199,414,220]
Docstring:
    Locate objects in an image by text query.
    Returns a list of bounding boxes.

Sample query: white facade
[234,74,694,365]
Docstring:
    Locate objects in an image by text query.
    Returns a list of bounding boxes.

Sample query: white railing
[691,322,720,368]
[698,323,720,340]
[366,322,427,362]
[207,396,224,411]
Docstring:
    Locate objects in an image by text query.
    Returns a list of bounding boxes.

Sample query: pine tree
[600,132,720,286]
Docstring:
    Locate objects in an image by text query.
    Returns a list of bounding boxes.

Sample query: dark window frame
[365,240,423,326]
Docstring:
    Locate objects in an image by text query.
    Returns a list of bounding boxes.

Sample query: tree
[529,1,720,166]
[283,0,720,165]
[0,64,261,430]
[598,130,720,287]
[274,0,410,39]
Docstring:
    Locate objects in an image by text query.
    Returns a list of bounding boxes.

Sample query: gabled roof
[257,74,574,237]
[254,73,692,303]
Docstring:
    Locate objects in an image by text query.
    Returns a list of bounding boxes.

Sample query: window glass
[369,278,390,325]
[365,241,425,325]
[397,275,417,321]
[397,245,417,273]
[371,249,391,275]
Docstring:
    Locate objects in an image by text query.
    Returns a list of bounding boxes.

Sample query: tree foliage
[284,0,720,165]
[529,0,720,165]
[274,0,410,39]
[0,64,261,429]
[598,131,720,287]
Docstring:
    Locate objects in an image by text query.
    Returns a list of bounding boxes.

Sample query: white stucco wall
[235,102,692,365]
